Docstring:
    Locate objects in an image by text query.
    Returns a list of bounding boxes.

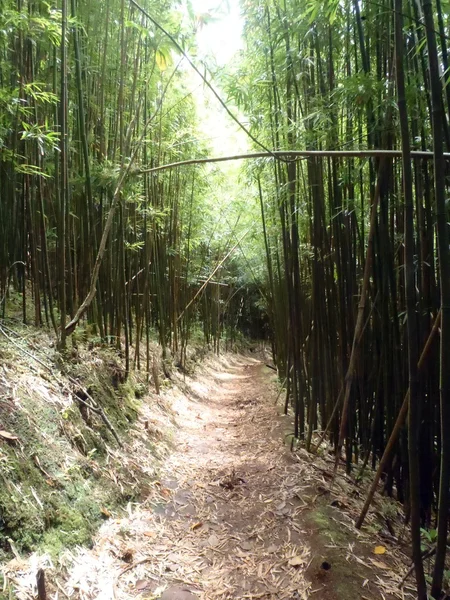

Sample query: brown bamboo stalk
[356,310,442,529]
[333,159,387,476]
[138,150,450,175]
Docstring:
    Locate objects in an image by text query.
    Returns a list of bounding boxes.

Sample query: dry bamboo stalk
[138,149,450,175]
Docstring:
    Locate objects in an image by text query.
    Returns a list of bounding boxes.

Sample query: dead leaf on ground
[0,430,18,443]
[161,586,198,599]
[289,555,306,567]
[135,579,158,592]
[207,534,219,547]
[369,558,390,570]
[143,531,156,538]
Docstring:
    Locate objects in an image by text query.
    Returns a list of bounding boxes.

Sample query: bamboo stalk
[138,149,450,175]
[356,310,442,529]
[177,230,249,322]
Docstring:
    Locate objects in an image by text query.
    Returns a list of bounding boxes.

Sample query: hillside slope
[0,320,174,568]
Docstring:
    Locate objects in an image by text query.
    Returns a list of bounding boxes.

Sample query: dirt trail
[63,354,409,600]
[153,357,311,599]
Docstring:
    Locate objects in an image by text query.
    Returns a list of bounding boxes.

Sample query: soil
[4,353,414,599]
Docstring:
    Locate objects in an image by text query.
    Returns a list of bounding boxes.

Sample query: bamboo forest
[1,0,450,598]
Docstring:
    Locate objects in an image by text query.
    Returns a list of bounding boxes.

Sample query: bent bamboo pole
[138,149,450,174]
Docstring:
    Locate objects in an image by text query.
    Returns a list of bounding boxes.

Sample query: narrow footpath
[64,355,412,600]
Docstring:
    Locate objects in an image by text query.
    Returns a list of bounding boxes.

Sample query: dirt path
[63,354,411,600]
[153,357,311,599]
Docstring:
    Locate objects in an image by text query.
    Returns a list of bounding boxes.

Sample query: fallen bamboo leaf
[161,587,197,600]
[135,579,151,591]
[289,555,306,567]
[0,430,18,443]
[369,558,390,570]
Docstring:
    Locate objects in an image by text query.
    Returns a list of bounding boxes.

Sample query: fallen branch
[116,557,159,579]
[310,386,343,454]
[129,0,278,160]
[311,293,379,455]
[399,539,450,587]
[0,323,53,373]
[274,378,287,406]
[333,160,387,478]
[70,377,122,448]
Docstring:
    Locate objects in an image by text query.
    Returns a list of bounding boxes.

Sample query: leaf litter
[2,353,416,599]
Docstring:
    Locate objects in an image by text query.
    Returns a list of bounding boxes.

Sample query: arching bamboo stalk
[138,149,450,175]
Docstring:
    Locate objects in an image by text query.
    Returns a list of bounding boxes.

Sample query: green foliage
[421,527,438,551]
[303,0,341,24]
[20,121,60,155]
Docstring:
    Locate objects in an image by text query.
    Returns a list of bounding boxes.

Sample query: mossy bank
[0,322,170,563]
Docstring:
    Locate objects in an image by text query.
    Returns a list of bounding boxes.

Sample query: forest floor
[4,351,419,600]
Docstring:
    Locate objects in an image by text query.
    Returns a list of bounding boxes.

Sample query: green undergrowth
[0,322,162,563]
